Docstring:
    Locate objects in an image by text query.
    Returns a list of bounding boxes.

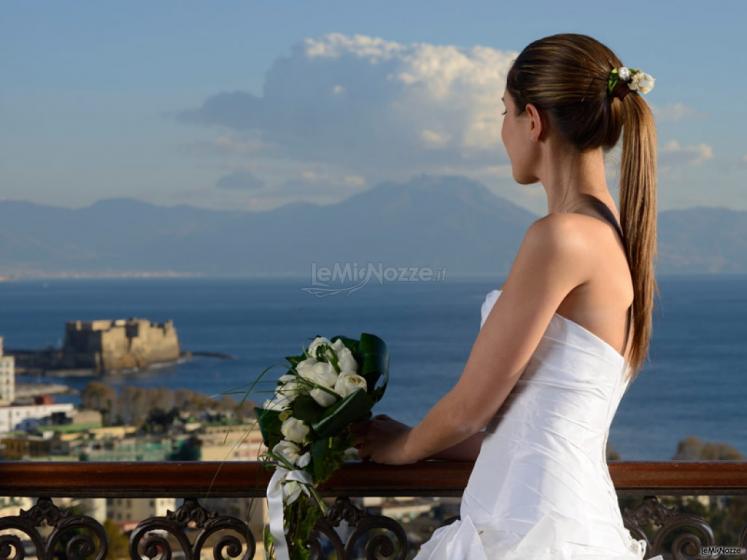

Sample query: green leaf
[291,394,326,425]
[263,524,275,560]
[254,406,283,448]
[310,434,349,483]
[310,388,375,439]
[330,335,360,355]
[310,437,331,482]
[292,497,320,560]
[285,354,306,367]
[322,345,341,373]
[358,332,389,403]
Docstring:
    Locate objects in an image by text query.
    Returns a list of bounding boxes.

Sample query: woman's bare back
[550,194,634,360]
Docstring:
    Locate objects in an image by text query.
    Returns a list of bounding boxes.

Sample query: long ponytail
[618,92,659,382]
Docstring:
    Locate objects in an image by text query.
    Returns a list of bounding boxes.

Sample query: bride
[351,33,663,559]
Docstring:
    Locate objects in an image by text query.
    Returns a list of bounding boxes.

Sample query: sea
[0,274,745,461]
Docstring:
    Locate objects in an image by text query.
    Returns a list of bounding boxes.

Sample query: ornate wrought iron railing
[1,460,747,559]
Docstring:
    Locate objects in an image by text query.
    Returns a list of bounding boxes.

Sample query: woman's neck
[539,144,611,214]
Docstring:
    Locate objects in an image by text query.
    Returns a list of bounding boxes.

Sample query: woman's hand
[349,414,416,465]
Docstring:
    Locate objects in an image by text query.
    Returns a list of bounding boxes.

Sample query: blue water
[0,275,745,461]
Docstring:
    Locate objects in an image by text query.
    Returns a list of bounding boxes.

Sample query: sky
[1,0,745,216]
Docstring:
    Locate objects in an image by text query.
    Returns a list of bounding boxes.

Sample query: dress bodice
[413,288,660,559]
[479,288,632,452]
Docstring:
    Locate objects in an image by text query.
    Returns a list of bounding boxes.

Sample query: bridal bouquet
[254,332,389,560]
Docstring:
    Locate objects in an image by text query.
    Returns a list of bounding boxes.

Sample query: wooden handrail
[2,461,747,498]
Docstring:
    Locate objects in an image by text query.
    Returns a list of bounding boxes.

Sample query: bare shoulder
[523,213,592,267]
[499,214,592,291]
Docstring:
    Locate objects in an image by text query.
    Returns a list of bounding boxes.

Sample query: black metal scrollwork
[129,498,255,560]
[0,496,107,560]
[305,497,408,560]
[622,495,716,560]
[4,493,746,560]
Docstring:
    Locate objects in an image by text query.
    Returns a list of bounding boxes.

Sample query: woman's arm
[425,430,486,461]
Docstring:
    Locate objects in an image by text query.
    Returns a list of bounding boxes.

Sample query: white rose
[296,451,311,468]
[331,339,358,372]
[262,394,291,411]
[276,378,303,403]
[309,387,338,407]
[281,417,310,444]
[306,336,332,359]
[295,357,317,377]
[342,446,360,461]
[618,66,631,81]
[637,73,655,94]
[333,371,368,398]
[278,373,296,383]
[629,71,655,94]
[299,361,338,388]
[282,479,308,504]
[273,439,301,464]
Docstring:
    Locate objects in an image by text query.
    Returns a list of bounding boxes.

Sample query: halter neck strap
[576,193,632,361]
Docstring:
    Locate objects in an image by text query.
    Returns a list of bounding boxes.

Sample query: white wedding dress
[412,288,664,559]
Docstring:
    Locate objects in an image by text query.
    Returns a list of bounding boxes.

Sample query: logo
[302,262,447,297]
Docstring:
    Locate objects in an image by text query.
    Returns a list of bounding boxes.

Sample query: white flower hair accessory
[608,66,655,100]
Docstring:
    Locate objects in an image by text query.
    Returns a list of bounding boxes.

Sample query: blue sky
[1,0,745,215]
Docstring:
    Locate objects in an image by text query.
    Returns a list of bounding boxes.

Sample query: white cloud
[421,129,451,149]
[178,166,368,212]
[176,32,518,178]
[180,33,720,210]
[273,167,367,198]
[304,33,405,62]
[651,102,700,122]
[216,170,265,191]
[342,174,366,187]
[178,132,271,157]
[661,140,714,166]
[235,172,368,209]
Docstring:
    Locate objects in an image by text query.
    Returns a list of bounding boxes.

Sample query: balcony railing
[1,460,747,559]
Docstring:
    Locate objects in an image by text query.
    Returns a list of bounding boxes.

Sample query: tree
[141,407,179,434]
[81,381,117,425]
[673,436,744,460]
[103,518,129,560]
[606,442,621,461]
[118,386,150,426]
[168,435,201,461]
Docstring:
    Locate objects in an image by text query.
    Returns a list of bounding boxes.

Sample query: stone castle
[61,318,180,373]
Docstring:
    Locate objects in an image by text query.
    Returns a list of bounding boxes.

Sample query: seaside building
[0,337,15,405]
[198,422,266,461]
[108,497,177,528]
[0,400,75,434]
[61,318,180,373]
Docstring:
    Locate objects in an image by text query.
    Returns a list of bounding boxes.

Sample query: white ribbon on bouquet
[266,466,314,560]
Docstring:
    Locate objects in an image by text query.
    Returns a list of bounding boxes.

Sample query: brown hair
[505,33,659,382]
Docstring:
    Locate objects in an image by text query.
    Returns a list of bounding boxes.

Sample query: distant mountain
[658,206,747,273]
[0,174,745,277]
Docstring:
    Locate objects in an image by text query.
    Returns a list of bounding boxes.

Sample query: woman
[351,33,663,559]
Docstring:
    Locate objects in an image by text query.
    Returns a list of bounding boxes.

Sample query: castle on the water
[61,318,181,373]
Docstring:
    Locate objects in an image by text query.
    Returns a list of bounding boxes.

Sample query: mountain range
[1,174,745,278]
